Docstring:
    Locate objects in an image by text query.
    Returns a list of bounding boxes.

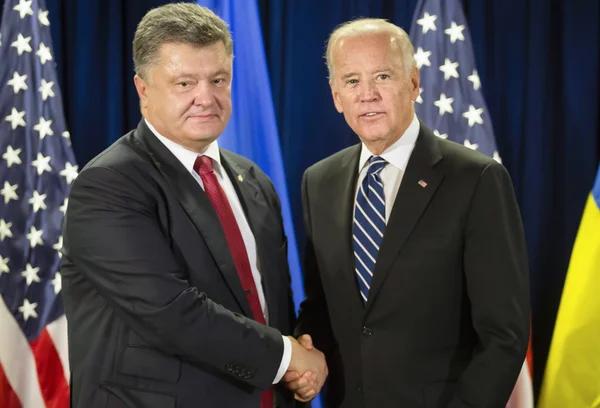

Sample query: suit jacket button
[358,386,364,393]
[362,326,373,336]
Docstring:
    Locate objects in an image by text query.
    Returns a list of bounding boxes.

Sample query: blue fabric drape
[1,0,598,399]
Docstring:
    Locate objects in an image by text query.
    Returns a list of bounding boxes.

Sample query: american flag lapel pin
[418,180,428,188]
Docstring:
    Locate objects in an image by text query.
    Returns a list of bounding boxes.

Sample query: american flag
[0,0,74,406]
[408,1,533,407]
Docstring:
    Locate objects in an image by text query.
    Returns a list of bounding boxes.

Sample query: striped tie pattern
[353,156,388,303]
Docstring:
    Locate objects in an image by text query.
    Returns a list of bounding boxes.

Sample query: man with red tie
[60,4,326,407]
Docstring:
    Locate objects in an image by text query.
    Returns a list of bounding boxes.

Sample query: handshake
[281,335,329,402]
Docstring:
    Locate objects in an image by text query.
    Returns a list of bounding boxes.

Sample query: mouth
[188,114,218,122]
[359,112,385,119]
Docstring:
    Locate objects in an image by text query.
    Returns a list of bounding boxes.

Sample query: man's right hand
[282,335,328,402]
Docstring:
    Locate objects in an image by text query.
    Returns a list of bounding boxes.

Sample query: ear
[409,67,421,101]
[134,74,149,110]
[330,80,344,113]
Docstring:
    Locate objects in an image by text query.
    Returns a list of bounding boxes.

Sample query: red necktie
[194,155,273,408]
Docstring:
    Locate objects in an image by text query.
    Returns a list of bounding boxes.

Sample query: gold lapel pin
[237,175,244,182]
[418,180,428,188]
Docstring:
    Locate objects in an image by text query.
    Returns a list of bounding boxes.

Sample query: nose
[192,81,215,107]
[359,79,380,102]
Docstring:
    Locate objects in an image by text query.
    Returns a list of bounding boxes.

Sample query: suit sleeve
[63,166,283,390]
[449,162,530,408]
[294,168,337,357]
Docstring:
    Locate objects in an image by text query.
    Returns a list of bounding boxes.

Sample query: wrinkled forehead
[332,33,404,72]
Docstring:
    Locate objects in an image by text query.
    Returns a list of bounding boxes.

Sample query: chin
[357,131,389,144]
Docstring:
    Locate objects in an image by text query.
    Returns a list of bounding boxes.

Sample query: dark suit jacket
[61,120,296,408]
[296,124,530,408]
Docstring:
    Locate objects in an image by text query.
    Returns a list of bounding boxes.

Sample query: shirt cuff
[273,336,292,384]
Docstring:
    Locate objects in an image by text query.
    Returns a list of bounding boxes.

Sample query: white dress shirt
[355,114,420,220]
[145,119,291,384]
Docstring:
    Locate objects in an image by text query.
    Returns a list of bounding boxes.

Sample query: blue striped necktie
[353,156,388,303]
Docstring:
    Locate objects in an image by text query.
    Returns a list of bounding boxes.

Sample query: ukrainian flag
[539,164,600,407]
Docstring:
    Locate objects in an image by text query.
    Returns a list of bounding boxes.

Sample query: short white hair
[325,18,415,82]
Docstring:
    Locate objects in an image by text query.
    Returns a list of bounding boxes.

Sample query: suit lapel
[365,124,445,313]
[132,121,254,319]
[325,145,365,313]
[218,151,276,319]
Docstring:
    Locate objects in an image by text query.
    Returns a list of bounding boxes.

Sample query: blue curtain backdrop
[1,0,597,399]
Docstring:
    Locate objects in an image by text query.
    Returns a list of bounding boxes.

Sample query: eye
[378,74,389,80]
[178,81,190,88]
[347,79,358,85]
[213,78,225,84]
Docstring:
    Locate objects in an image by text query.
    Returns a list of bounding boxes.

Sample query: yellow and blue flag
[539,164,600,407]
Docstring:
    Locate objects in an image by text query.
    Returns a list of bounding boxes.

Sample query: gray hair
[325,18,415,82]
[133,3,233,80]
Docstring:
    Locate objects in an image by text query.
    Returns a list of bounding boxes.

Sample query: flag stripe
[0,298,46,407]
[30,328,70,407]
[0,362,23,408]
[46,315,70,381]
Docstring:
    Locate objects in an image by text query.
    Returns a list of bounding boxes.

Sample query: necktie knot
[367,156,387,176]
[194,155,213,176]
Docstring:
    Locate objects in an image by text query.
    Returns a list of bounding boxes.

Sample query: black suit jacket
[61,120,296,408]
[296,124,530,408]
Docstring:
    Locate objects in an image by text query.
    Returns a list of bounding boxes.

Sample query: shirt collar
[358,113,420,173]
[145,118,223,175]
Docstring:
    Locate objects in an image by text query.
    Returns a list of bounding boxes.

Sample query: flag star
[416,88,424,104]
[7,71,28,94]
[53,236,63,259]
[439,58,459,80]
[10,33,32,55]
[62,131,71,145]
[444,21,465,44]
[3,145,22,167]
[0,256,9,276]
[493,151,502,163]
[433,130,448,139]
[60,162,79,184]
[29,191,48,213]
[464,140,479,150]
[52,272,62,294]
[33,117,54,139]
[59,198,69,213]
[414,47,432,69]
[38,8,50,26]
[0,33,2,46]
[463,105,485,127]
[1,181,19,204]
[434,93,454,116]
[18,299,38,321]
[468,70,481,91]
[5,107,26,130]
[13,0,33,19]
[39,79,55,100]
[32,153,52,175]
[0,219,13,241]
[26,226,44,248]
[21,264,41,286]
[417,12,437,34]
[36,42,53,65]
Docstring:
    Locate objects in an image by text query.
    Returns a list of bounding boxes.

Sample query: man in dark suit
[61,4,326,407]
[295,18,530,408]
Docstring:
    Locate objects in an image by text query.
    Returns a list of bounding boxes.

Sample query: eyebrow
[172,69,231,79]
[340,66,395,80]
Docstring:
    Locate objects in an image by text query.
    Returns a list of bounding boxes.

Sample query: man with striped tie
[295,19,530,408]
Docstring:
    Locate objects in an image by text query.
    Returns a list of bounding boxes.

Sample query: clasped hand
[281,335,328,402]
